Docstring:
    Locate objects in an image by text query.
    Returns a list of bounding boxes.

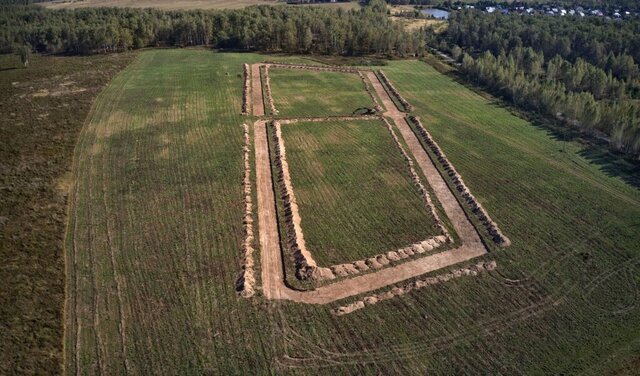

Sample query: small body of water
[421,8,450,19]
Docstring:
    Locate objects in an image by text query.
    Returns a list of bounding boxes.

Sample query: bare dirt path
[365,71,483,246]
[251,64,265,117]
[254,120,283,299]
[253,72,488,305]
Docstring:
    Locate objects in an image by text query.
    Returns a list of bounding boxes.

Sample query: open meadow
[268,68,376,117]
[61,49,640,374]
[63,49,276,374]
[279,119,446,266]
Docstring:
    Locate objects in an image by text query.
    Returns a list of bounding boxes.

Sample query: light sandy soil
[251,64,265,117]
[253,71,488,304]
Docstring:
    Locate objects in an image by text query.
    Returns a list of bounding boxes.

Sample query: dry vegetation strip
[333,260,498,316]
[236,123,256,297]
[0,52,135,375]
[242,64,250,115]
[262,65,278,115]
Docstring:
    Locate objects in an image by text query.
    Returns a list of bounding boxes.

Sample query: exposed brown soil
[409,116,511,247]
[250,63,265,116]
[236,123,256,297]
[254,119,286,300]
[332,260,498,315]
[252,67,492,305]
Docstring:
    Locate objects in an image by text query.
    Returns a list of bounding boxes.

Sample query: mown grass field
[280,120,443,266]
[62,50,640,374]
[356,59,640,373]
[268,59,640,374]
[63,49,280,374]
[268,68,374,117]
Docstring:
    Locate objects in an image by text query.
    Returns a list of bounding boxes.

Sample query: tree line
[0,0,425,57]
[372,0,640,11]
[433,9,640,157]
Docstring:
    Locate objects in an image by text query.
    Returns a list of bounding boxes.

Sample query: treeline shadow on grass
[510,108,640,190]
[433,62,640,190]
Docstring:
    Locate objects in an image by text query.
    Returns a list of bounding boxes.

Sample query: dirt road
[365,71,483,246]
[254,120,284,299]
[253,70,487,305]
[251,64,265,116]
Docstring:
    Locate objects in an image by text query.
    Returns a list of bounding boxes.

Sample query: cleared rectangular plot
[268,68,374,117]
[279,119,442,266]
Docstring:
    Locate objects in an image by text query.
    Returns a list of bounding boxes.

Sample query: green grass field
[61,50,640,374]
[63,49,280,374]
[269,68,374,117]
[280,120,443,266]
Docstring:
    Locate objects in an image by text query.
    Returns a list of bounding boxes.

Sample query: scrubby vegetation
[0,51,134,374]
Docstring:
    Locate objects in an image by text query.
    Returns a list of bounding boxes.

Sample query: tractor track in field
[100,116,131,375]
[275,253,640,369]
[254,68,490,304]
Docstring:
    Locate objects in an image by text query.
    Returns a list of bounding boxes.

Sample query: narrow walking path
[251,64,265,117]
[254,71,487,305]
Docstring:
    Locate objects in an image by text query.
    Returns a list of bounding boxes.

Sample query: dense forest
[0,0,425,56]
[432,10,640,156]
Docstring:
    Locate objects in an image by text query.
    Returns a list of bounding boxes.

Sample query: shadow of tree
[438,66,640,190]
